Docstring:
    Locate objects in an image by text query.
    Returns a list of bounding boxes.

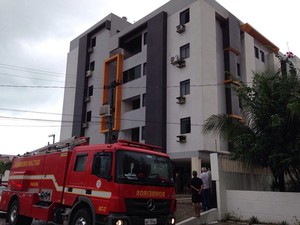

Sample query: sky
[0,0,299,156]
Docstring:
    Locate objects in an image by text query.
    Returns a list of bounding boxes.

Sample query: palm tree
[202,66,300,192]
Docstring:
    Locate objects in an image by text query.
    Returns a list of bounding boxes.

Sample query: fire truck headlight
[115,219,126,225]
[169,217,176,225]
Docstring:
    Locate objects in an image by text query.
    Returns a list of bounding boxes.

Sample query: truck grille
[125,198,171,215]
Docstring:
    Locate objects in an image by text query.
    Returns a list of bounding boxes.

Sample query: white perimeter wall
[226,190,300,224]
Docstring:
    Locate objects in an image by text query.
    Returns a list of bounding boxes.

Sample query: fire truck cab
[0,137,176,225]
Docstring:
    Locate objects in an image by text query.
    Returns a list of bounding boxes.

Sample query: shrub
[249,216,260,224]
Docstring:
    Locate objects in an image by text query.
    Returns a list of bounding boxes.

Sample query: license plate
[145,218,157,225]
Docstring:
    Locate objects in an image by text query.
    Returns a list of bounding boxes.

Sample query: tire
[6,200,20,225]
[71,208,92,225]
[6,200,33,225]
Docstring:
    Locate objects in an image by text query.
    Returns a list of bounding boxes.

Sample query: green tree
[0,160,12,175]
[202,57,300,192]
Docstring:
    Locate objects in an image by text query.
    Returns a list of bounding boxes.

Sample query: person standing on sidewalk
[190,170,203,218]
[200,167,211,211]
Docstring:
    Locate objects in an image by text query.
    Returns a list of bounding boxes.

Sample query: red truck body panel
[0,138,176,225]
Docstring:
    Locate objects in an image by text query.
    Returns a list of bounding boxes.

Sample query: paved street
[0,195,209,225]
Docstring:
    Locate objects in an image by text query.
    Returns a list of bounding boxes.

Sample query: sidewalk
[175,194,220,225]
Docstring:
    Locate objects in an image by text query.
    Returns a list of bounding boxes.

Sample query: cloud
[0,0,171,155]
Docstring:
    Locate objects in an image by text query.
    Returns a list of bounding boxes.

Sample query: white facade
[61,0,289,186]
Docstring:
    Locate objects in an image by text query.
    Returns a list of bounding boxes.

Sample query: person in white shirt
[199,167,211,211]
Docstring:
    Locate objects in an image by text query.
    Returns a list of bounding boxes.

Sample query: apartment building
[60,0,285,185]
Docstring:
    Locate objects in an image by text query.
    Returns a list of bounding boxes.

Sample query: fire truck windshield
[115,150,174,187]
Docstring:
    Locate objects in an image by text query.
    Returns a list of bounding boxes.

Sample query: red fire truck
[0,137,176,225]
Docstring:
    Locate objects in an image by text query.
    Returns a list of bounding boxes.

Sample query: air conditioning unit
[85,96,90,102]
[176,24,185,33]
[176,60,186,68]
[88,47,94,53]
[99,104,111,117]
[170,55,181,65]
[86,70,93,78]
[177,135,186,143]
[82,123,89,128]
[176,96,186,104]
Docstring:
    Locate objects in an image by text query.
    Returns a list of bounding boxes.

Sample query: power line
[0,63,66,77]
[0,84,73,88]
[0,72,65,83]
[0,82,234,89]
[0,113,205,128]
[0,115,63,123]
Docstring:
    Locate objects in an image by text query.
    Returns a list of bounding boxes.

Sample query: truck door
[64,153,89,199]
[85,152,113,214]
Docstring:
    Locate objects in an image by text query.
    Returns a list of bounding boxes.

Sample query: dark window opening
[260,50,265,62]
[123,35,142,59]
[86,111,92,122]
[254,46,259,59]
[143,62,147,75]
[142,93,146,107]
[132,97,140,110]
[143,32,147,45]
[180,44,190,59]
[141,126,145,140]
[88,86,93,96]
[91,37,96,47]
[180,9,190,25]
[180,79,190,96]
[180,117,191,134]
[123,65,141,84]
[90,61,95,71]
[131,127,140,142]
[237,63,241,77]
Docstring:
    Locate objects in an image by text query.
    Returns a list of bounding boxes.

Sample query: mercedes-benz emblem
[146,199,156,211]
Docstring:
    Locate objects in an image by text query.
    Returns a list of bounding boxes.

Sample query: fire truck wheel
[7,200,21,225]
[6,200,33,225]
[71,208,92,225]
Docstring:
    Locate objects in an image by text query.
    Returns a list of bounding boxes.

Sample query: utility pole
[48,134,55,144]
[103,80,122,144]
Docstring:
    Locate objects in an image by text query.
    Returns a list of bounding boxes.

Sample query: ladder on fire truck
[23,136,89,156]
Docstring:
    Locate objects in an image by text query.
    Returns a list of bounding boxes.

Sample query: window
[91,37,96,48]
[123,35,142,59]
[142,93,146,107]
[143,32,147,45]
[141,126,145,140]
[132,127,140,142]
[180,9,190,25]
[74,154,87,172]
[260,50,265,62]
[123,65,141,84]
[143,63,147,75]
[180,117,191,134]
[132,98,140,110]
[180,79,190,96]
[90,61,95,71]
[254,46,259,59]
[88,85,93,96]
[180,44,190,59]
[115,150,174,186]
[86,111,92,122]
[237,63,241,77]
[92,152,112,179]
